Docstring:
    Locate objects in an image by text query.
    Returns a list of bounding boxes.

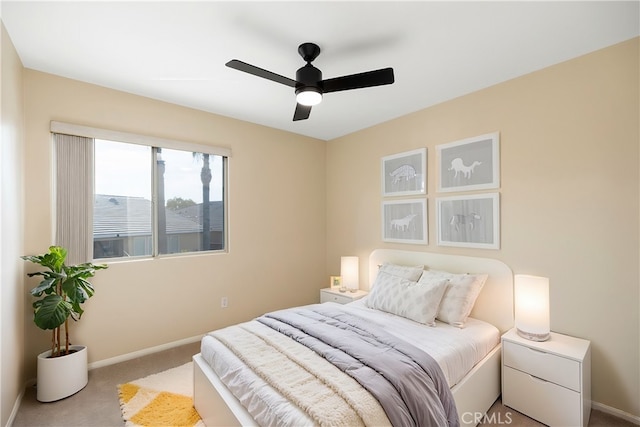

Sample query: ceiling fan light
[296,88,322,106]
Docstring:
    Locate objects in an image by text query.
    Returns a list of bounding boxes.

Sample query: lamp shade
[514,274,550,341]
[341,256,359,293]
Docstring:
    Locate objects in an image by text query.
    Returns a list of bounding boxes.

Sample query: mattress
[200,299,500,426]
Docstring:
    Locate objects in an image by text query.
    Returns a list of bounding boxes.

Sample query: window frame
[51,121,230,262]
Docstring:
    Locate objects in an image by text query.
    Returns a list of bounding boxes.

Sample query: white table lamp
[514,274,550,341]
[341,256,359,293]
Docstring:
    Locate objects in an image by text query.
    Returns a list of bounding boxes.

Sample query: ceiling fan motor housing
[295,64,323,94]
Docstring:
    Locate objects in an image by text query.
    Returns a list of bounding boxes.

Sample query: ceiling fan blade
[226,60,297,87]
[293,103,312,121]
[321,67,394,93]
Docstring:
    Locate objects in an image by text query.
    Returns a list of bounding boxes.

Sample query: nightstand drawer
[320,288,368,305]
[320,292,353,304]
[503,366,581,426]
[503,340,581,391]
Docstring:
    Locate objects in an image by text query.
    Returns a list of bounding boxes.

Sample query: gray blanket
[257,304,459,427]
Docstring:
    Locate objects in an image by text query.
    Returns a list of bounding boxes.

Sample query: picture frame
[329,276,342,289]
[437,132,499,192]
[381,148,426,197]
[382,198,427,244]
[436,193,500,249]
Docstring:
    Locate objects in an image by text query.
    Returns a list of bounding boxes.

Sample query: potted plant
[22,246,107,402]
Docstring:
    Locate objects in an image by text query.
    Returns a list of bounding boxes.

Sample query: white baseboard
[5,379,34,427]
[88,334,203,370]
[5,388,23,427]
[592,401,640,425]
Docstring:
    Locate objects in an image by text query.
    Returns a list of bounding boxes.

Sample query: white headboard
[368,249,514,334]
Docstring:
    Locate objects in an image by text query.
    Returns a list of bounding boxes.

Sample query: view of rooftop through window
[93,139,225,259]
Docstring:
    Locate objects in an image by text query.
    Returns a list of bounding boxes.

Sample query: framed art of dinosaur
[437,133,500,192]
[381,148,427,197]
[436,193,500,249]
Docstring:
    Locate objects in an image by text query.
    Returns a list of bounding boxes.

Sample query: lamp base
[516,327,550,342]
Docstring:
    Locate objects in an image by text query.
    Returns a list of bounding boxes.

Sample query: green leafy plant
[22,246,107,358]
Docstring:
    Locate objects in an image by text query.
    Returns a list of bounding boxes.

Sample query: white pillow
[378,262,424,281]
[418,269,457,282]
[419,270,488,327]
[366,271,447,326]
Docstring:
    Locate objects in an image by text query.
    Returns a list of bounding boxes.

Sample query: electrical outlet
[221,297,228,308]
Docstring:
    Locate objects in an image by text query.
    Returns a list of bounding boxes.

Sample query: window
[93,140,226,259]
[52,122,229,262]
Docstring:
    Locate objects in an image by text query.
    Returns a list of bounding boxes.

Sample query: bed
[193,249,514,426]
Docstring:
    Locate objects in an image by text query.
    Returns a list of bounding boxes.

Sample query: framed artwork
[436,193,500,249]
[437,132,499,192]
[329,276,342,289]
[381,148,426,197]
[382,199,427,244]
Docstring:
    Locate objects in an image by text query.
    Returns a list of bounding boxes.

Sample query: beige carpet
[118,362,204,427]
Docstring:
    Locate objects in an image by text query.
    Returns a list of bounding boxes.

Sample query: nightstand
[502,328,591,427]
[320,287,368,304]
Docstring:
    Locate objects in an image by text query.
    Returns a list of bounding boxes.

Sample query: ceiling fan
[226,42,395,121]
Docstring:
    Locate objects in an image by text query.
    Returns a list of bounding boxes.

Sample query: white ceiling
[2,1,638,141]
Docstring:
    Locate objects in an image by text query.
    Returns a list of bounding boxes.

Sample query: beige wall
[21,71,327,374]
[0,22,26,426]
[327,38,639,417]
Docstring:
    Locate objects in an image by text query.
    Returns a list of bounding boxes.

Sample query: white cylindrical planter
[37,345,88,402]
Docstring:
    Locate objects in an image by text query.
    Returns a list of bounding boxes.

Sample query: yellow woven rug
[118,362,204,427]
